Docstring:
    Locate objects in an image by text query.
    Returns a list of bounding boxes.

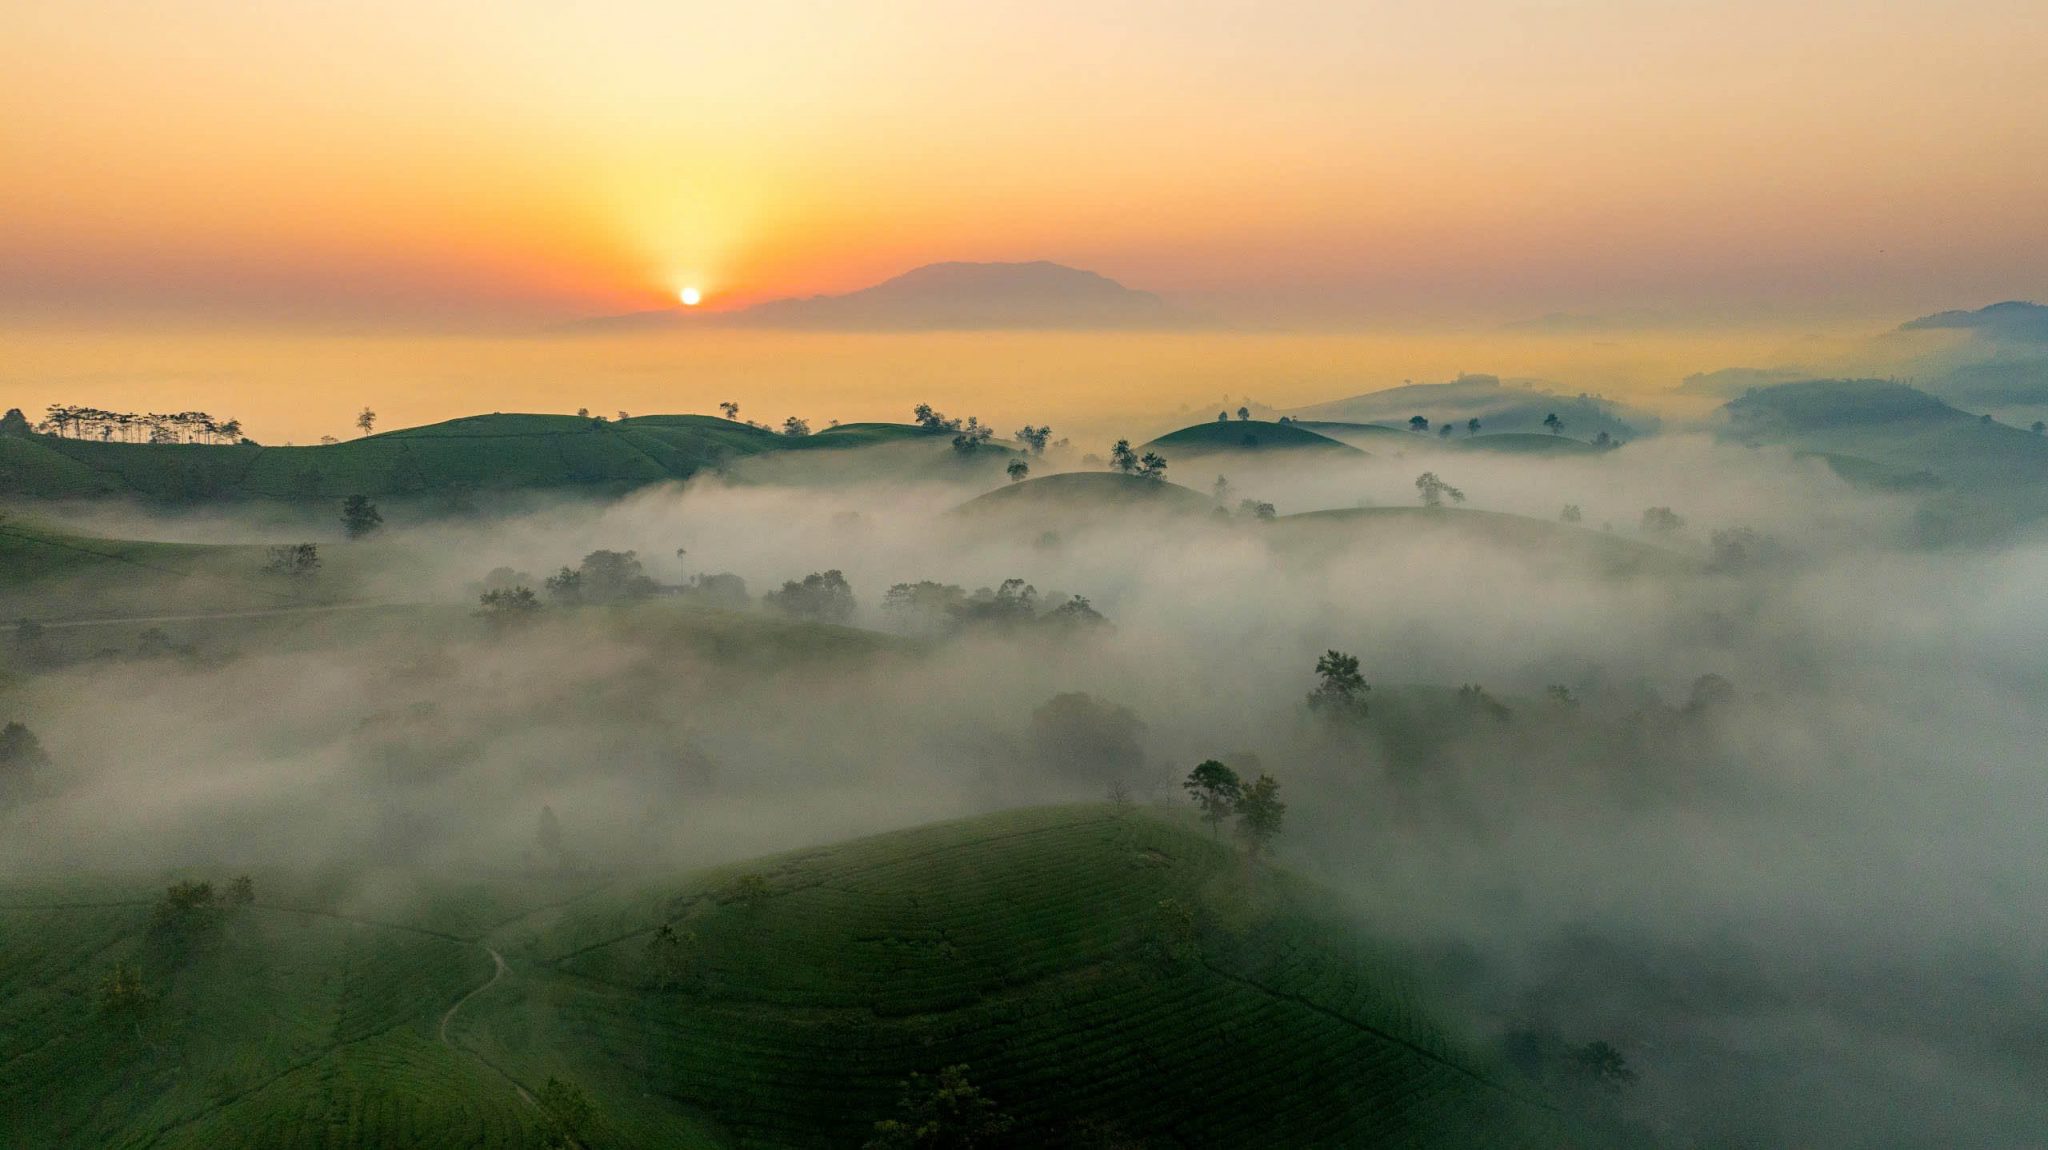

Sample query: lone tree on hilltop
[1109,439,1139,474]
[340,494,382,538]
[1307,650,1369,715]
[356,407,376,436]
[1236,405,1251,421]
[1235,773,1286,859]
[1414,471,1465,508]
[1183,759,1243,838]
[720,401,740,420]
[1543,411,1564,435]
[1006,458,1029,483]
[1409,415,1429,432]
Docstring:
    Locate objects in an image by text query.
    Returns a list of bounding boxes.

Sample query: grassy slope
[1,809,1564,1149]
[952,471,1216,517]
[2,414,878,502]
[1144,419,1364,456]
[1270,506,1692,576]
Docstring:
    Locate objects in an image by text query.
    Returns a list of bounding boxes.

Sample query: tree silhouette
[1414,472,1465,508]
[356,407,376,436]
[719,401,740,420]
[1183,760,1243,837]
[1307,650,1369,714]
[1234,773,1286,859]
[340,494,382,538]
[1543,412,1563,435]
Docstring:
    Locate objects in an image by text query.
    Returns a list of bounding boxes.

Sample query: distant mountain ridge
[1900,301,2048,344]
[569,260,1209,332]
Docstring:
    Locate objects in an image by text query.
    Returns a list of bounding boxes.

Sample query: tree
[1005,458,1029,483]
[543,566,583,603]
[1212,475,1230,503]
[764,569,857,623]
[1543,411,1563,435]
[1137,451,1168,480]
[1438,423,1453,438]
[478,585,541,625]
[1640,506,1685,533]
[913,403,961,432]
[1238,499,1276,520]
[1216,411,1229,422]
[1307,650,1369,714]
[1236,406,1250,421]
[226,875,255,907]
[1013,425,1051,454]
[782,416,811,437]
[1234,773,1285,858]
[1031,693,1145,783]
[537,1076,596,1149]
[263,543,320,581]
[865,1064,1014,1149]
[340,494,382,538]
[1414,471,1465,508]
[719,401,740,419]
[0,720,49,806]
[1182,760,1243,837]
[1570,1041,1637,1091]
[1561,504,1583,523]
[1109,439,1139,474]
[1408,415,1429,432]
[1043,594,1109,630]
[98,962,154,1037]
[951,417,994,454]
[1467,417,1481,435]
[356,407,376,436]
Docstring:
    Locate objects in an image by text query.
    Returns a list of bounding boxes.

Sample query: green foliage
[1182,760,1243,836]
[1136,451,1167,480]
[477,585,541,624]
[764,569,857,624]
[865,1064,1015,1149]
[537,1076,595,1148]
[340,494,383,538]
[1233,773,1286,858]
[1307,650,1369,716]
[1006,458,1029,483]
[1108,439,1138,474]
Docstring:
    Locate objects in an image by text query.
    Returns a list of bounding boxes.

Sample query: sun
[679,286,702,307]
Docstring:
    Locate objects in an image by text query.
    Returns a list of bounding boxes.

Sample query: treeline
[36,404,247,444]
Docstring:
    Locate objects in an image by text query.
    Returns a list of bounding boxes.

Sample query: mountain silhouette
[565,261,1209,332]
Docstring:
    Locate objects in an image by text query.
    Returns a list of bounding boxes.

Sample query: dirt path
[439,944,537,1106]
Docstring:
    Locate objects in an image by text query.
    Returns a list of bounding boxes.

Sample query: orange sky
[3,0,2045,329]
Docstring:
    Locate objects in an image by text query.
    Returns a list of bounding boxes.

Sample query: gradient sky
[4,0,2044,329]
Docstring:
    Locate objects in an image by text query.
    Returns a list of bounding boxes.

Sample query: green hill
[952,471,1216,518]
[1720,379,2048,541]
[0,415,982,504]
[1143,419,1363,457]
[0,518,368,620]
[1269,506,1692,576]
[0,808,1566,1147]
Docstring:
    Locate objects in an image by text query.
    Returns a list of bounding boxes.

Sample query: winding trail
[439,944,536,1106]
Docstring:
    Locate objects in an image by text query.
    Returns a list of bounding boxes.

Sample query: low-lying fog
[5,435,2044,1146]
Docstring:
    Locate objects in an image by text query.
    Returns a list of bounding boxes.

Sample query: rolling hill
[951,471,1217,520]
[570,261,1210,332]
[0,807,1570,1147]
[1719,378,2048,541]
[1287,375,1653,442]
[0,415,988,504]
[1143,419,1364,457]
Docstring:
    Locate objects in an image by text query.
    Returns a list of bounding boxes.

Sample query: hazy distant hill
[1719,378,2048,541]
[1900,301,2048,344]
[1286,374,1654,441]
[1143,418,1363,457]
[571,261,1208,332]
